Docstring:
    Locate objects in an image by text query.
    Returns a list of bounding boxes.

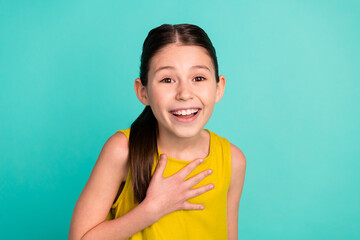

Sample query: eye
[160,78,174,83]
[194,76,206,81]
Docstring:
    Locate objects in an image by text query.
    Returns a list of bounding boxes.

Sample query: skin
[135,43,246,239]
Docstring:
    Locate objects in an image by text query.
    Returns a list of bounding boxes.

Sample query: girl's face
[135,43,225,139]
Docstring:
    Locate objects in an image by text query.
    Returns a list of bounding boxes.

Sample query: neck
[157,128,210,161]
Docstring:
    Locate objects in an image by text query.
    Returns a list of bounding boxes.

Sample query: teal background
[1,0,359,239]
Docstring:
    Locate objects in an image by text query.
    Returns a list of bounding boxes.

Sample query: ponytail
[129,106,158,203]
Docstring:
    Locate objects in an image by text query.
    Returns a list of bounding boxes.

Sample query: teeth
[172,108,198,116]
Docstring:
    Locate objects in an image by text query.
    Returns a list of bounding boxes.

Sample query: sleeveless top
[106,128,232,240]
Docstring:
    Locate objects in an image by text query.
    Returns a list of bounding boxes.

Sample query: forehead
[149,44,214,74]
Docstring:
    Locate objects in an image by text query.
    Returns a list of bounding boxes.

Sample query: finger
[177,158,204,180]
[185,184,214,200]
[182,201,205,211]
[184,169,212,188]
[153,154,168,179]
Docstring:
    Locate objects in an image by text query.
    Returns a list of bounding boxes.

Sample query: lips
[169,108,201,122]
[170,108,200,116]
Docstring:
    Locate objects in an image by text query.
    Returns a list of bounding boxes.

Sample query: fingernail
[200,205,205,210]
[199,159,203,163]
[210,184,214,189]
[208,169,212,174]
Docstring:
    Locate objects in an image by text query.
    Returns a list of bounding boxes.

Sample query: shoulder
[230,143,246,170]
[99,131,129,177]
[229,143,246,191]
[208,130,245,166]
[207,130,246,179]
[103,131,129,154]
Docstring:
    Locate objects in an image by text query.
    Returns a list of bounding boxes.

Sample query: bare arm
[69,132,135,240]
[227,143,247,240]
[77,200,157,240]
[69,132,214,240]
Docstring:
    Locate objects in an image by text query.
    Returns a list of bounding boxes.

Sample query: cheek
[199,87,217,103]
[148,88,170,109]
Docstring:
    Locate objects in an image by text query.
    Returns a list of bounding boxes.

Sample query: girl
[69,23,246,240]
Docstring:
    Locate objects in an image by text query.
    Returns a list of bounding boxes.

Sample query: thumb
[154,154,167,178]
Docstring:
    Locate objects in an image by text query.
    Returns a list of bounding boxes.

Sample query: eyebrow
[154,65,211,74]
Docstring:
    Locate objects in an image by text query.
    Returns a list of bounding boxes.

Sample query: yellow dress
[106,128,232,240]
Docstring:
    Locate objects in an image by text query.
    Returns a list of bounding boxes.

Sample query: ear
[215,75,226,103]
[134,78,150,105]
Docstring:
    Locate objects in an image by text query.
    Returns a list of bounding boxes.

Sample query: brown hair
[129,23,220,203]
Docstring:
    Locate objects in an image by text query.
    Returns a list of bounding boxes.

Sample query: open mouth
[170,108,200,119]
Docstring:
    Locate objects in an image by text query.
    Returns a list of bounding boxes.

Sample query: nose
[175,81,193,101]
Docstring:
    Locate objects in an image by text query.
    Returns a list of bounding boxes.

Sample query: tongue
[174,113,195,119]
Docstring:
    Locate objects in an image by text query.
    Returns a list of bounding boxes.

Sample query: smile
[171,108,199,116]
[169,108,201,123]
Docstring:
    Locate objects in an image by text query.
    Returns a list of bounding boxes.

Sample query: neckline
[157,129,213,163]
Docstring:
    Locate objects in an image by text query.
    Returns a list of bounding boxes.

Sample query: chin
[171,126,204,139]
